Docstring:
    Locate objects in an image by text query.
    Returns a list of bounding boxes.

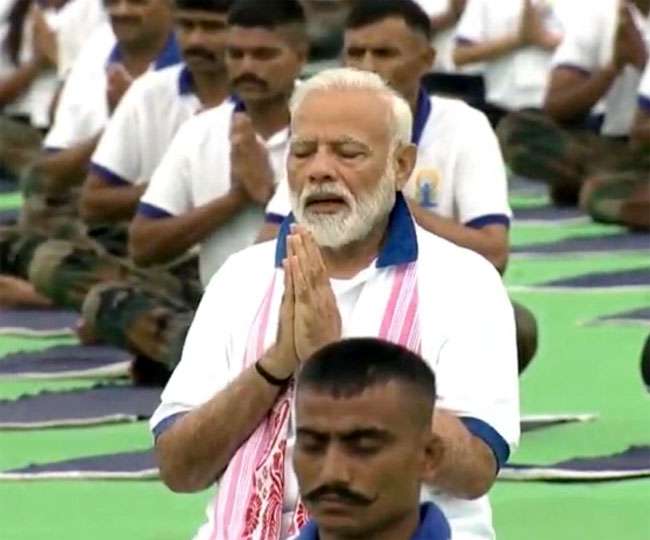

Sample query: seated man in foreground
[151,68,519,540]
[292,338,451,540]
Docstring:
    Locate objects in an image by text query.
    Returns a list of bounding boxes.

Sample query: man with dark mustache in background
[80,0,234,226]
[292,338,451,540]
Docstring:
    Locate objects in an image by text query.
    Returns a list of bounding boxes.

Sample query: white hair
[289,67,413,146]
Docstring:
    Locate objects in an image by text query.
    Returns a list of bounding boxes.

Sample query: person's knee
[513,301,538,374]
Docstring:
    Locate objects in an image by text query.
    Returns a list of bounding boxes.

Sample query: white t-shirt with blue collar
[44,23,181,151]
[89,64,202,188]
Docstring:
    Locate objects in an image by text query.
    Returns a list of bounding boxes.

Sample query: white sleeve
[434,257,520,459]
[455,0,487,43]
[90,79,145,185]
[639,63,650,105]
[551,15,599,72]
[149,260,238,433]
[453,108,511,225]
[139,122,194,216]
[265,175,292,222]
[44,53,107,149]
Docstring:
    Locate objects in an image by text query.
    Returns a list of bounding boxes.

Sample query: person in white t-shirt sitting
[452,0,563,127]
[21,0,181,234]
[260,0,538,374]
[152,66,519,540]
[497,0,650,207]
[71,0,310,379]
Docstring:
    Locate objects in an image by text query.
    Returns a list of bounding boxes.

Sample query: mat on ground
[513,205,587,225]
[0,449,158,480]
[500,446,650,481]
[588,306,650,327]
[520,413,597,433]
[0,207,19,225]
[0,344,132,379]
[530,267,650,291]
[0,308,78,337]
[0,384,161,429]
[512,232,650,257]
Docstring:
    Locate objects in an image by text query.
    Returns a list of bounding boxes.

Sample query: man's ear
[394,143,417,191]
[420,430,444,484]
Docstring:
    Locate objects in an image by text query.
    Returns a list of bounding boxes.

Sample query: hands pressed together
[261,225,342,380]
[613,2,648,72]
[229,112,275,205]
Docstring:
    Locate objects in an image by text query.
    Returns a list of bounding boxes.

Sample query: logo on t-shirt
[416,168,441,209]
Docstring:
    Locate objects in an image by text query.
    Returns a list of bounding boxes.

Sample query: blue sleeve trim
[455,36,476,45]
[265,212,286,224]
[465,213,511,229]
[460,417,510,471]
[152,412,187,440]
[43,146,62,153]
[556,63,591,77]
[137,201,174,219]
[638,95,650,112]
[89,163,131,187]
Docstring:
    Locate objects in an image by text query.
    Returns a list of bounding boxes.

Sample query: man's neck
[191,69,228,109]
[406,87,420,117]
[321,217,389,280]
[120,32,170,77]
[319,509,420,540]
[245,95,291,140]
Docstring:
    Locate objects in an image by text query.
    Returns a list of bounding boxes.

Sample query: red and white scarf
[210,262,420,539]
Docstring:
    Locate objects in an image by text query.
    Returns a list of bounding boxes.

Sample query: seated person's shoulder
[127,64,187,102]
[429,95,492,131]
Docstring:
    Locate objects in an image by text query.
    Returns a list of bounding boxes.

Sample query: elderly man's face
[294,381,438,536]
[344,17,433,104]
[288,89,411,248]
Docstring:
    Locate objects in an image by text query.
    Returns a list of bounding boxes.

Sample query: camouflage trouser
[0,116,43,181]
[496,110,650,207]
[0,226,201,370]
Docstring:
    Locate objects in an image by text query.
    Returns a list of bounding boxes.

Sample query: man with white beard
[151,68,519,540]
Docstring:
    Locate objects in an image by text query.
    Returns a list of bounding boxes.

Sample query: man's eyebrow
[340,428,392,441]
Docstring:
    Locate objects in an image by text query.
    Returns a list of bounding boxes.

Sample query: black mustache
[110,15,140,26]
[232,74,267,88]
[184,48,216,61]
[304,484,376,506]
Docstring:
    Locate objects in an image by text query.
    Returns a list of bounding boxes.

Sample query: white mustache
[299,183,353,210]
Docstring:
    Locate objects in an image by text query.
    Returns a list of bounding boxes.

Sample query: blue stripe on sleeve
[460,416,510,471]
[152,412,187,440]
[89,162,131,186]
[137,202,175,219]
[465,214,511,229]
[265,212,286,224]
[638,95,650,112]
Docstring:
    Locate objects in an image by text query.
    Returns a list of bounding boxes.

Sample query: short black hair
[298,338,436,411]
[174,0,234,12]
[346,0,432,41]
[228,0,306,28]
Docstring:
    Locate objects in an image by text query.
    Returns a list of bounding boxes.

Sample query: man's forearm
[544,65,620,122]
[454,34,521,66]
[38,134,102,192]
[631,110,650,147]
[80,178,146,224]
[129,191,247,266]
[409,205,508,273]
[0,61,43,106]
[429,410,497,499]
[156,358,282,493]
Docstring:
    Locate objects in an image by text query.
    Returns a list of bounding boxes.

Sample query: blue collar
[295,502,450,540]
[411,87,432,146]
[178,65,194,95]
[230,94,247,112]
[274,192,418,269]
[106,32,181,70]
